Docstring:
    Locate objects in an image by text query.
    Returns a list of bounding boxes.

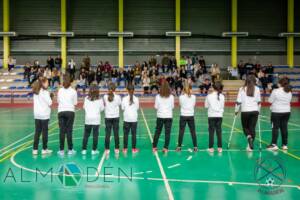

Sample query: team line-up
[31,74,292,156]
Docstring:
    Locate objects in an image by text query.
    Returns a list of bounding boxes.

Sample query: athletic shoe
[123,148,128,154]
[68,149,76,155]
[32,150,38,155]
[105,149,110,155]
[132,148,139,154]
[91,150,99,155]
[162,148,168,153]
[57,150,64,156]
[193,147,198,152]
[81,150,87,155]
[267,144,279,151]
[152,147,158,153]
[282,145,288,150]
[208,148,214,153]
[217,148,223,153]
[246,145,253,152]
[247,136,254,150]
[114,149,120,154]
[175,147,182,152]
[42,149,53,155]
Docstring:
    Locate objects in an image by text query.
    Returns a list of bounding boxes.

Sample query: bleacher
[0,65,299,105]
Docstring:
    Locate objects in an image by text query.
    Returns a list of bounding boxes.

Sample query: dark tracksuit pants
[241,111,259,140]
[153,118,172,149]
[58,111,75,150]
[105,118,120,149]
[82,125,99,150]
[271,112,290,146]
[177,116,197,147]
[33,119,49,150]
[123,122,137,149]
[208,117,223,148]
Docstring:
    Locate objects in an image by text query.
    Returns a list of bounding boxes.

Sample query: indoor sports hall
[0,0,299,200]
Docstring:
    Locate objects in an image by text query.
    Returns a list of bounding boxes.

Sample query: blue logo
[57,163,82,187]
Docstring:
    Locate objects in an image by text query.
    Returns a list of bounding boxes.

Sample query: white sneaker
[282,145,288,150]
[91,150,99,155]
[57,150,64,156]
[32,150,38,155]
[105,149,110,155]
[208,148,214,153]
[68,149,76,155]
[217,148,223,153]
[42,149,53,155]
[246,145,253,152]
[81,150,87,155]
[267,144,279,151]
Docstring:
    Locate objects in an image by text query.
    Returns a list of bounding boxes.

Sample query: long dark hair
[108,82,116,102]
[279,77,292,93]
[127,84,135,105]
[244,75,256,97]
[88,83,100,101]
[213,81,224,100]
[159,81,171,98]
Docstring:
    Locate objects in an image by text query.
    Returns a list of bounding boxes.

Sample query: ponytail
[245,75,256,97]
[183,82,192,97]
[213,81,224,101]
[108,83,116,102]
[127,84,135,105]
[279,77,292,93]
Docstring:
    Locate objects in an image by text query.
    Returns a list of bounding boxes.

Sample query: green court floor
[0,107,300,200]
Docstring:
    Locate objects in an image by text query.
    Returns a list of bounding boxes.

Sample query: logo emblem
[57,163,82,187]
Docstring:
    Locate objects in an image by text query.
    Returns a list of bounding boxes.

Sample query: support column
[175,0,180,67]
[61,0,67,69]
[287,0,294,68]
[3,0,10,69]
[231,0,237,68]
[118,0,124,68]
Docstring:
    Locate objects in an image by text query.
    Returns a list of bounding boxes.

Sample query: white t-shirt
[33,89,52,120]
[205,91,225,118]
[57,87,78,113]
[154,95,174,118]
[103,93,122,118]
[269,87,292,113]
[236,86,261,112]
[121,95,139,122]
[83,97,104,125]
[179,94,196,116]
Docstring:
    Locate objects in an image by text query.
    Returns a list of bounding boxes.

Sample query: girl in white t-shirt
[82,84,104,155]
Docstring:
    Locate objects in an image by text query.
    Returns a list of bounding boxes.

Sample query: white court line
[141,108,174,200]
[186,156,193,161]
[167,164,181,169]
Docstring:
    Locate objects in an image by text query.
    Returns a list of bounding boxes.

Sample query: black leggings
[153,118,172,149]
[271,112,290,146]
[58,111,75,150]
[82,125,99,150]
[123,122,137,149]
[241,111,259,140]
[33,119,49,150]
[105,118,120,149]
[208,117,223,148]
[177,116,197,147]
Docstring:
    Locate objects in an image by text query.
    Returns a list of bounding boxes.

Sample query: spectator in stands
[199,56,206,73]
[168,56,177,72]
[161,54,170,73]
[29,66,38,86]
[67,59,76,80]
[55,55,62,70]
[76,68,87,94]
[47,56,55,71]
[134,65,142,86]
[258,70,268,94]
[118,68,127,87]
[23,62,31,81]
[238,60,245,80]
[7,56,15,72]
[51,68,61,87]
[82,55,91,71]
[44,67,52,87]
[96,65,102,86]
[104,61,112,73]
[111,68,119,85]
[210,64,220,84]
[150,74,159,93]
[244,59,254,75]
[179,67,187,79]
[87,69,95,86]
[265,63,274,84]
[149,56,157,67]
[103,68,111,87]
[254,61,261,73]
[174,77,183,96]
[142,74,150,94]
[199,78,211,94]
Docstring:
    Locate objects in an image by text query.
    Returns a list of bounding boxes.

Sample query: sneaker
[193,147,198,152]
[81,150,87,155]
[247,136,254,150]
[57,150,64,156]
[91,150,99,155]
[208,148,214,153]
[68,149,76,155]
[282,145,288,150]
[246,145,253,152]
[132,148,139,153]
[114,149,120,154]
[267,144,279,151]
[152,147,158,153]
[105,149,110,155]
[42,149,53,155]
[217,148,223,153]
[123,148,128,154]
[32,150,38,155]
[162,148,168,153]
[175,147,182,152]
